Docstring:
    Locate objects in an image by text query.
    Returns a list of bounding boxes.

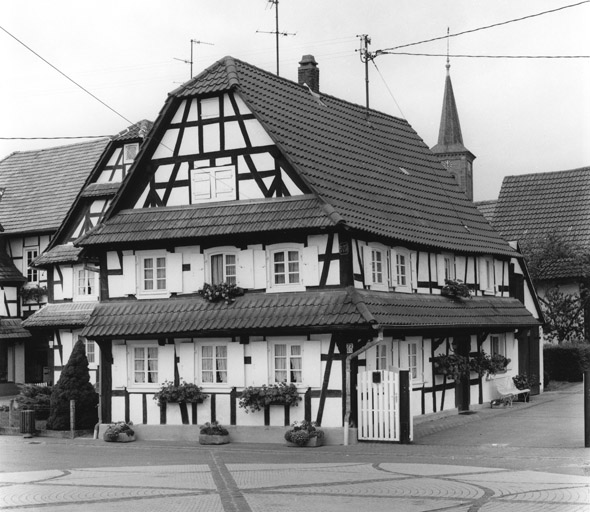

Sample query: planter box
[199,434,230,445]
[286,435,325,448]
[104,433,136,443]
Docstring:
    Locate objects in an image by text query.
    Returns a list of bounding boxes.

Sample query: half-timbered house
[28,56,541,443]
[22,121,152,385]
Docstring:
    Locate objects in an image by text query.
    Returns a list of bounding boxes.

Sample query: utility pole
[257,0,296,76]
[357,34,372,110]
[174,39,214,79]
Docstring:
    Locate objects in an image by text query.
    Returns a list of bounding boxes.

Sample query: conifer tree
[46,338,98,430]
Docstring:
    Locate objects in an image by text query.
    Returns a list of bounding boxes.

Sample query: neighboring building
[431,60,475,201]
[22,121,152,384]
[477,166,590,342]
[23,55,542,442]
[0,138,109,385]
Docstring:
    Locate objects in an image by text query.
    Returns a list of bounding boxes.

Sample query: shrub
[46,339,98,430]
[103,421,134,441]
[15,384,52,420]
[544,342,590,382]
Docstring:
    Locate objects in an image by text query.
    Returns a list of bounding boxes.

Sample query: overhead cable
[384,52,589,59]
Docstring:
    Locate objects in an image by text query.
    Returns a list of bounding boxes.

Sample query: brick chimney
[298,55,319,93]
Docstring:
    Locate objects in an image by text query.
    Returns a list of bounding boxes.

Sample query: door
[357,370,399,441]
[518,328,540,395]
[454,335,471,412]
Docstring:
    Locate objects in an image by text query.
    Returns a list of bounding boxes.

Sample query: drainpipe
[343,328,383,446]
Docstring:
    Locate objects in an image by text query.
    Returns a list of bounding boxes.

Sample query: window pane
[211,255,223,285]
[396,254,407,286]
[225,254,236,284]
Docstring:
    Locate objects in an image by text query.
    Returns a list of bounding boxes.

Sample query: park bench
[490,376,530,408]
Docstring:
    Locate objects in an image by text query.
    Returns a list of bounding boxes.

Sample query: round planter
[199,434,230,445]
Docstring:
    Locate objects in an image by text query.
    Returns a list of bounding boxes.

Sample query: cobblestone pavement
[0,383,589,511]
[0,454,588,512]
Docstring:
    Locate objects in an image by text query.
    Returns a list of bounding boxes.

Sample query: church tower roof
[431,62,469,154]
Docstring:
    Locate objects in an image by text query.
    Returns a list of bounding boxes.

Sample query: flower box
[286,436,324,448]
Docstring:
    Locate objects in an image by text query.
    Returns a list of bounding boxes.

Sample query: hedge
[543,342,590,382]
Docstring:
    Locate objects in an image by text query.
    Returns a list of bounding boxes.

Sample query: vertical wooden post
[585,370,590,448]
[399,370,411,444]
[70,400,76,439]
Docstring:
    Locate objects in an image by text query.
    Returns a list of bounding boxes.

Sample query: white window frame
[130,344,159,387]
[444,255,455,282]
[479,257,496,294]
[123,143,139,164]
[267,243,305,292]
[364,243,389,291]
[85,339,97,365]
[198,342,229,385]
[392,248,412,292]
[137,251,168,298]
[270,340,304,385]
[25,248,39,283]
[490,334,506,358]
[375,343,388,370]
[396,338,423,384]
[190,165,236,204]
[74,265,99,301]
[204,247,239,286]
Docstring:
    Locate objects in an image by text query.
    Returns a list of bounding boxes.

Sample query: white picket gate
[357,370,399,442]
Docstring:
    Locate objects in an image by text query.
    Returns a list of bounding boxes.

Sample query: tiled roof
[112,120,153,142]
[492,167,590,247]
[97,57,514,257]
[79,288,537,339]
[0,248,25,282]
[475,200,498,223]
[356,290,539,330]
[0,139,109,234]
[81,290,367,338]
[78,195,337,246]
[22,302,97,329]
[0,318,31,339]
[33,244,83,267]
[80,182,120,198]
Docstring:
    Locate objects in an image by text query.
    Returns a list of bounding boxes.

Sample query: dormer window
[190,165,236,203]
[210,253,237,285]
[363,243,389,291]
[123,143,139,164]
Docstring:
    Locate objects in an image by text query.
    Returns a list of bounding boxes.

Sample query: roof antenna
[356,34,373,110]
[257,0,296,76]
[174,39,214,79]
[446,27,451,74]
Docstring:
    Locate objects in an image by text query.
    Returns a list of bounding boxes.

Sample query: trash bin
[20,410,36,434]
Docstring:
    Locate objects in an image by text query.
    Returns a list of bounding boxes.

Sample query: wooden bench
[490,376,530,408]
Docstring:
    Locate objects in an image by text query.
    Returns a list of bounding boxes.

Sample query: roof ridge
[504,166,590,181]
[0,137,109,160]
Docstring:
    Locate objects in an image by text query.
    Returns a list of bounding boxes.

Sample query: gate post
[399,370,412,444]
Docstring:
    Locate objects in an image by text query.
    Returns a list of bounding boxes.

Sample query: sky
[0,0,588,201]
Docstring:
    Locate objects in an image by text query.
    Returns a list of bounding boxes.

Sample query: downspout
[343,327,383,446]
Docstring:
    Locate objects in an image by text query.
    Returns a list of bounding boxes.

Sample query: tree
[46,338,98,430]
[519,233,590,344]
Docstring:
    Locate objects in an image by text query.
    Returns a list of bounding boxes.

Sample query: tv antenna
[174,39,214,79]
[256,0,296,75]
[356,34,374,109]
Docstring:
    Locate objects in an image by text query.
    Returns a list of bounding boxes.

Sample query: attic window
[123,143,139,164]
[190,165,236,204]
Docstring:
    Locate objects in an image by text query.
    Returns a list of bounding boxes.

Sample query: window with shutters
[363,243,389,291]
[133,346,158,384]
[137,251,168,297]
[200,344,228,384]
[204,248,239,286]
[25,248,39,283]
[267,243,307,292]
[74,266,98,300]
[376,344,388,370]
[190,165,236,204]
[272,342,303,384]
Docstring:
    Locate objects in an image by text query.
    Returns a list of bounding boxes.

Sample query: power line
[376,0,590,54]
[0,24,134,126]
[0,136,110,140]
[385,52,589,59]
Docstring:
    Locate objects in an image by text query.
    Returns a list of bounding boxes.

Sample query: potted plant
[198,282,244,304]
[199,421,230,445]
[153,380,208,406]
[103,421,135,442]
[284,420,325,447]
[488,354,511,375]
[238,382,301,413]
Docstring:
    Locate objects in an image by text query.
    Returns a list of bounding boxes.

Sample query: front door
[454,335,471,412]
[518,328,541,395]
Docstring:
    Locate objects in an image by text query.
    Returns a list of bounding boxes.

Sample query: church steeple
[431,33,475,200]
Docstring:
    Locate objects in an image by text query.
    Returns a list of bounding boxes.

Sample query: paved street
[0,383,589,511]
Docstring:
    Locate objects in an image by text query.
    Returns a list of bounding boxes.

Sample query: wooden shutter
[455,256,466,284]
[410,252,418,290]
[177,342,195,382]
[302,246,319,286]
[302,340,321,387]
[237,249,254,289]
[253,250,266,289]
[227,342,245,387]
[122,255,136,295]
[437,254,446,285]
[112,344,127,388]
[362,245,372,286]
[190,253,205,290]
[62,267,73,299]
[248,340,268,386]
[168,253,183,293]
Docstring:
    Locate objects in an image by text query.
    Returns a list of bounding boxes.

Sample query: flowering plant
[433,354,470,380]
[284,420,324,446]
[198,282,244,304]
[21,285,47,303]
[200,421,229,436]
[238,382,301,413]
[441,279,472,299]
[153,380,208,406]
[104,421,134,442]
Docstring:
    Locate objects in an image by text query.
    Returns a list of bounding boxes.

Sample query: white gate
[357,370,399,441]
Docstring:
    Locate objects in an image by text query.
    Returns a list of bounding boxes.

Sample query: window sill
[267,284,305,293]
[136,291,170,300]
